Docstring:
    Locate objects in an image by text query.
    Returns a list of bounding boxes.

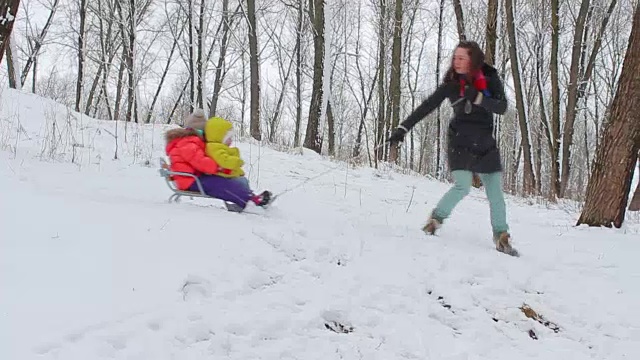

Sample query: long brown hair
[443,41,485,83]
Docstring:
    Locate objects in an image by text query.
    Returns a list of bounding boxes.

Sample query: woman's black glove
[387,126,408,145]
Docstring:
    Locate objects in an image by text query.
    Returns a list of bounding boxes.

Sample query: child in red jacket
[164,109,271,211]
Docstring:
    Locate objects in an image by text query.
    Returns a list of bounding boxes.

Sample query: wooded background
[1,0,639,225]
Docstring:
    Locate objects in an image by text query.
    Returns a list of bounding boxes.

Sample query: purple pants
[189,175,253,208]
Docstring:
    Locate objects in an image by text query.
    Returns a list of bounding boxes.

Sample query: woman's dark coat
[400,63,507,174]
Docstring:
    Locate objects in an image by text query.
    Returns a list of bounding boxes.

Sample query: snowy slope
[1,88,640,360]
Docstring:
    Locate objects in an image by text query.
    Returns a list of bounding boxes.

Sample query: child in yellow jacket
[204,116,245,178]
[203,116,272,209]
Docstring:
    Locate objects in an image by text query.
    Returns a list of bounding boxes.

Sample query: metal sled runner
[158,158,245,212]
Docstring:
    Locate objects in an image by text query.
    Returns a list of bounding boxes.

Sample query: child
[204,116,245,178]
[203,115,272,210]
[165,110,219,191]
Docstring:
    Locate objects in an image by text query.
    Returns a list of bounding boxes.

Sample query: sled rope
[275,162,345,198]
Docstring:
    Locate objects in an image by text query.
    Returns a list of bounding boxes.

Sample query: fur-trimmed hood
[165,127,200,144]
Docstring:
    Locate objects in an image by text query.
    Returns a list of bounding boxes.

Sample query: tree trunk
[327,100,335,156]
[0,0,20,64]
[485,0,498,65]
[549,0,561,199]
[125,0,136,123]
[269,44,295,143]
[146,28,182,123]
[352,4,378,160]
[20,0,59,87]
[210,0,230,117]
[452,0,466,41]
[577,5,640,227]
[388,0,403,163]
[114,47,126,120]
[31,53,36,92]
[505,0,536,194]
[93,0,115,118]
[375,0,387,161]
[560,0,591,197]
[84,64,104,114]
[198,0,206,110]
[535,32,554,196]
[304,0,325,153]
[435,0,445,178]
[187,0,195,112]
[4,36,16,88]
[247,0,262,140]
[294,0,303,147]
[75,0,87,113]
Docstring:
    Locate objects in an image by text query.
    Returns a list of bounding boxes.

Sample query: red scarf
[459,70,488,97]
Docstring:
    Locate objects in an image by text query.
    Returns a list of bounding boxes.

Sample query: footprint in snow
[180,274,212,302]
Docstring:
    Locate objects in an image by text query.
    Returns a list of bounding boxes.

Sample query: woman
[387,41,517,256]
[164,109,271,212]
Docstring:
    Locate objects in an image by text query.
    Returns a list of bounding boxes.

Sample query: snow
[1,88,640,360]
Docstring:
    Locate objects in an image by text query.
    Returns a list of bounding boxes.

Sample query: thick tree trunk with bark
[247,0,262,140]
[304,0,325,153]
[0,0,20,64]
[485,0,498,65]
[577,5,640,227]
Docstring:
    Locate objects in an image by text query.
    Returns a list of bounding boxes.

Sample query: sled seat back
[158,158,210,202]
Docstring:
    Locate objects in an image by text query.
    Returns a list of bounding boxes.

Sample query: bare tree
[20,0,59,89]
[146,25,185,123]
[374,0,388,161]
[74,0,87,113]
[434,0,445,177]
[348,0,376,162]
[209,0,232,117]
[505,0,536,194]
[304,0,325,152]
[559,0,591,197]
[245,0,262,140]
[577,4,640,227]
[452,0,465,41]
[388,0,403,163]
[294,0,304,147]
[549,0,561,199]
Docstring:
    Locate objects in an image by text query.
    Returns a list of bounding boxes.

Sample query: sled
[158,158,244,212]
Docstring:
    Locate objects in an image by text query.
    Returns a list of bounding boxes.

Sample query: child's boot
[252,191,272,207]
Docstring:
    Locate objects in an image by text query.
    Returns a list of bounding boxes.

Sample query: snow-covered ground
[1,88,639,360]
